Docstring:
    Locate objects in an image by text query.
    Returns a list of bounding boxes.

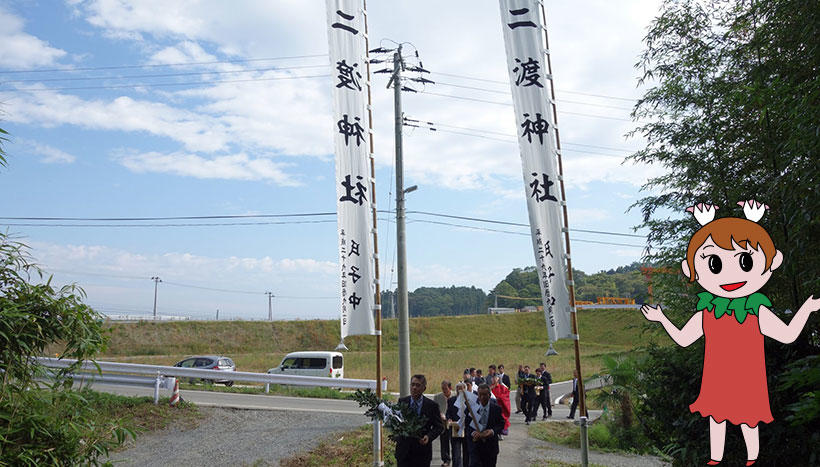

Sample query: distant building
[488,307,516,314]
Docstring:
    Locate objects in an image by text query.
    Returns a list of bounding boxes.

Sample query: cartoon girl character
[640,200,819,466]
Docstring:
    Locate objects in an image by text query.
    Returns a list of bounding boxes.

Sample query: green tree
[0,128,133,464]
[628,0,819,464]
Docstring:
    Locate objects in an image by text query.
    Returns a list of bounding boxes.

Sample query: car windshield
[281,357,298,369]
[218,358,233,367]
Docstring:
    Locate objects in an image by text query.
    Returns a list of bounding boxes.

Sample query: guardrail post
[579,415,589,466]
[265,383,270,394]
[373,418,383,467]
[154,371,161,405]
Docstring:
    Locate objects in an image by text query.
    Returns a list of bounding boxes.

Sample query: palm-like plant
[592,354,641,431]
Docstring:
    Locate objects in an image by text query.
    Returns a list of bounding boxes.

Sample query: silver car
[173,355,236,386]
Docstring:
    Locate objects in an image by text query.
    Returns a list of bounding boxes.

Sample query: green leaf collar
[696,291,771,324]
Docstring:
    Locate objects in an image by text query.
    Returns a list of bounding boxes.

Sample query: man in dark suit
[567,369,579,419]
[538,363,553,419]
[396,374,444,467]
[497,364,511,389]
[521,365,536,424]
[465,384,505,467]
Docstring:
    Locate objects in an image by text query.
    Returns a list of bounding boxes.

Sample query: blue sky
[0,0,664,320]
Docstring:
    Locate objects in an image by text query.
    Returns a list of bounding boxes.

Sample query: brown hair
[685,217,776,282]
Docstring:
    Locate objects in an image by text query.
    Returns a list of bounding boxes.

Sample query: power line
[416,90,636,122]
[0,212,335,221]
[0,64,329,84]
[0,54,329,74]
[408,218,645,248]
[4,74,331,93]
[429,71,638,102]
[2,210,646,238]
[2,220,338,227]
[434,81,634,111]
[413,126,630,159]
[162,280,263,295]
[407,211,646,238]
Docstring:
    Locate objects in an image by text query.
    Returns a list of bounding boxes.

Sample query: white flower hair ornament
[686,203,719,226]
[737,199,769,223]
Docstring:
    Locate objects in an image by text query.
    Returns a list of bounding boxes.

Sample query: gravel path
[107,407,368,466]
[109,404,670,467]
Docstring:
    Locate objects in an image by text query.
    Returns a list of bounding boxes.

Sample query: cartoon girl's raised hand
[799,294,820,314]
[640,303,665,322]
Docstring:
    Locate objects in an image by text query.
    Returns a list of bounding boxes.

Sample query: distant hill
[380,262,650,317]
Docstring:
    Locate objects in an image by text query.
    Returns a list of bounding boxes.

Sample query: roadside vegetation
[279,424,396,467]
[0,227,202,465]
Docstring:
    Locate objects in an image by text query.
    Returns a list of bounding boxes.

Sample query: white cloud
[75,0,327,57]
[32,241,337,291]
[117,151,301,185]
[17,138,77,164]
[148,41,216,65]
[0,8,67,69]
[27,240,341,319]
[4,90,233,152]
[7,0,664,193]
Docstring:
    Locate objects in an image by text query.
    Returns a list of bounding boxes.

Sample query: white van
[267,351,344,378]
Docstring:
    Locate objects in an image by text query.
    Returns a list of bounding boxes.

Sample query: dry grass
[279,424,396,467]
[89,309,646,389]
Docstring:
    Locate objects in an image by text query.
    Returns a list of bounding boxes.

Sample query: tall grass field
[90,309,645,390]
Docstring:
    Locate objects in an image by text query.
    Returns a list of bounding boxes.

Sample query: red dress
[688,305,773,427]
[491,384,511,431]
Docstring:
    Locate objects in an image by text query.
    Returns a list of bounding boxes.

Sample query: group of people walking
[514,362,552,424]
[394,364,579,467]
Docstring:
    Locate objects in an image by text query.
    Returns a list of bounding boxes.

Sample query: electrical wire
[2,220,338,227]
[0,213,336,221]
[408,218,645,248]
[1,210,646,238]
[433,81,634,111]
[0,64,329,84]
[415,90,637,122]
[4,74,331,93]
[162,280,264,295]
[0,54,330,74]
[429,71,638,102]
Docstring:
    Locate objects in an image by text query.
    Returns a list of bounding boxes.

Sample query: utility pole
[371,42,431,397]
[216,308,219,321]
[266,291,274,321]
[390,44,413,398]
[151,276,161,319]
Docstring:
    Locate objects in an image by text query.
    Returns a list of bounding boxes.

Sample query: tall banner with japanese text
[498,0,572,342]
[327,0,376,337]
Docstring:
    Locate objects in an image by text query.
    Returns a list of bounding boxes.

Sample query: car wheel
[224,381,234,387]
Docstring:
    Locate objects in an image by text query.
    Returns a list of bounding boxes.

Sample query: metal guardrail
[36,357,378,404]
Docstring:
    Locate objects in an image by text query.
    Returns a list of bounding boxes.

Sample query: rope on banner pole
[537,3,590,465]
[537,0,588,419]
[362,1,384,465]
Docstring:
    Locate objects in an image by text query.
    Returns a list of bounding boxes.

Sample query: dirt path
[107,406,367,466]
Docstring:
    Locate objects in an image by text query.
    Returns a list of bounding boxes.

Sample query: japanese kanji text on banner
[327,0,376,337]
[498,0,572,342]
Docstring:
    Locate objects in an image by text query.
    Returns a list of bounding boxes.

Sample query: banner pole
[537,2,589,465]
[537,0,586,421]
[362,2,384,465]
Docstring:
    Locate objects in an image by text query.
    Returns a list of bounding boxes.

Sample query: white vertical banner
[327,0,376,337]
[498,0,572,342]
